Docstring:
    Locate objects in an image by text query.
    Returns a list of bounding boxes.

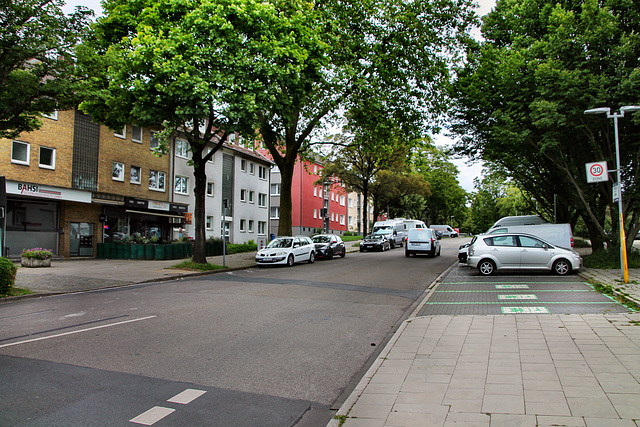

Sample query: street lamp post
[584,106,640,283]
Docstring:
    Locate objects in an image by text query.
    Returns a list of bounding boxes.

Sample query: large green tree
[1,0,92,139]
[78,0,308,262]
[451,0,640,251]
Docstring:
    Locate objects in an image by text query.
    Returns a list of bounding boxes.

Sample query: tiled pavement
[329,267,640,427]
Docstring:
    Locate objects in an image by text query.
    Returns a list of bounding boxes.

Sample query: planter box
[21,257,51,267]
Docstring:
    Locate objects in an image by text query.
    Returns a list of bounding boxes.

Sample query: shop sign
[183,212,192,224]
[7,181,91,203]
[149,200,170,211]
[170,203,188,213]
[124,197,149,209]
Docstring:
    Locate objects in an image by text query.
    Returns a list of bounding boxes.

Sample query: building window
[314,187,317,197]
[39,146,56,169]
[130,166,141,184]
[331,192,335,201]
[150,131,159,150]
[175,175,188,194]
[240,159,247,172]
[240,219,246,232]
[249,191,255,203]
[114,126,126,139]
[258,165,267,180]
[271,184,281,195]
[249,163,255,174]
[132,125,142,143]
[11,140,30,165]
[319,188,322,198]
[207,148,215,163]
[206,216,214,230]
[112,162,125,181]
[42,111,58,120]
[207,182,214,196]
[314,165,318,174]
[258,221,266,235]
[175,138,189,158]
[149,170,166,191]
[258,193,267,207]
[248,220,254,232]
[240,189,247,202]
[340,214,345,225]
[313,209,317,219]
[270,207,279,219]
[340,195,346,206]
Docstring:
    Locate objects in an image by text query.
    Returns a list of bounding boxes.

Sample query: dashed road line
[167,389,207,405]
[130,389,207,425]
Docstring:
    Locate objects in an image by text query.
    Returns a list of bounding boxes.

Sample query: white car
[255,236,315,267]
[405,228,441,257]
[467,233,582,276]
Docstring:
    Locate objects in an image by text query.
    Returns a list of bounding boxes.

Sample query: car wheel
[478,259,496,276]
[437,247,441,256]
[340,248,346,258]
[326,249,333,260]
[405,251,410,257]
[360,248,364,252]
[308,251,315,264]
[287,254,295,267]
[553,259,571,275]
[390,241,395,249]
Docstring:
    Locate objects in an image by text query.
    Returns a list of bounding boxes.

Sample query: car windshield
[266,238,293,248]
[365,235,382,240]
[373,226,392,234]
[312,235,331,243]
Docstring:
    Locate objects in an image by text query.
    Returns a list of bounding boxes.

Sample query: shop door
[70,222,94,257]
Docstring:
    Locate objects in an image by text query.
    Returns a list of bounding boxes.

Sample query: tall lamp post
[584,106,640,283]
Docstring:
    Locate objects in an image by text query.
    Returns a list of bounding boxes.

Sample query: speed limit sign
[586,161,608,183]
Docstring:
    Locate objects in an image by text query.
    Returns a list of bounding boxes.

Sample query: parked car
[372,219,405,248]
[467,233,582,276]
[359,234,391,252]
[431,225,458,238]
[255,236,315,267]
[312,234,346,259]
[405,228,441,257]
[488,223,574,249]
[458,242,470,263]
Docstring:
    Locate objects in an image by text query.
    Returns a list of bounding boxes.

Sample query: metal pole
[612,114,629,283]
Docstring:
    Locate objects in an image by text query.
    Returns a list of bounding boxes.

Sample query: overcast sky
[63,0,498,192]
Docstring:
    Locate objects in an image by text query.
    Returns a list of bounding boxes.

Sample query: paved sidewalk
[328,268,640,427]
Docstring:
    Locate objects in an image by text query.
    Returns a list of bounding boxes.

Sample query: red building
[260,152,348,237]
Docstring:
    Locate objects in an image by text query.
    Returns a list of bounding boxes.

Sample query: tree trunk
[362,183,369,237]
[278,162,295,236]
[192,160,208,263]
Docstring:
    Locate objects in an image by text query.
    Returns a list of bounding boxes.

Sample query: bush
[21,248,53,260]
[0,257,17,295]
[573,238,592,248]
[584,248,640,269]
[227,241,258,254]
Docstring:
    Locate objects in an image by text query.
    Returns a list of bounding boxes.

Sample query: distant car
[255,236,315,267]
[467,233,582,276]
[312,234,346,259]
[405,228,441,257]
[431,225,458,238]
[458,242,470,263]
[359,234,391,252]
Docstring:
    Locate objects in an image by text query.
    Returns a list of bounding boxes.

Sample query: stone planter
[21,257,51,267]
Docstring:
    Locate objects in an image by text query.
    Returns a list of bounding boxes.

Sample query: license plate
[260,258,271,262]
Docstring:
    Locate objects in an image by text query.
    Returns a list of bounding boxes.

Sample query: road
[0,238,460,426]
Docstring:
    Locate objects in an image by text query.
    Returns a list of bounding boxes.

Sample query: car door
[487,235,521,267]
[517,235,553,268]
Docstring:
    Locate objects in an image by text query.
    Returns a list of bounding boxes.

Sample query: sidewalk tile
[608,393,640,419]
[342,418,385,427]
[562,386,607,398]
[566,397,618,418]
[486,373,523,385]
[522,379,562,391]
[582,418,637,427]
[348,403,393,420]
[482,394,524,414]
[386,408,448,427]
[443,411,489,426]
[484,383,523,396]
[524,389,565,403]
[489,414,537,427]
[525,401,571,416]
[535,415,585,426]
[446,399,483,413]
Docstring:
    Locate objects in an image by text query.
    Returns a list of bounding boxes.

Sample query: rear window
[484,236,518,247]
[410,230,431,240]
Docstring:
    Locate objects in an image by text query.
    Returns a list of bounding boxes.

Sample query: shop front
[101,197,188,243]
[4,181,92,258]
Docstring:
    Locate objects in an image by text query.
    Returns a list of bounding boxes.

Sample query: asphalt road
[0,238,463,426]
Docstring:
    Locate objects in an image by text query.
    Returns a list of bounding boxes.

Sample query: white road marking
[498,294,538,300]
[167,389,207,405]
[495,284,530,289]
[62,311,86,318]
[0,316,157,349]
[129,406,175,425]
[501,307,550,314]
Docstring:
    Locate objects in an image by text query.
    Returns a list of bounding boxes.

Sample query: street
[0,239,457,426]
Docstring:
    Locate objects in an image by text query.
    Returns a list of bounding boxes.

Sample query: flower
[21,248,53,260]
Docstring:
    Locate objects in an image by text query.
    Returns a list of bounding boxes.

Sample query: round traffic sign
[590,164,604,177]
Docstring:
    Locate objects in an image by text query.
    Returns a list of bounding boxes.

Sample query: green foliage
[451,0,640,252]
[226,241,258,254]
[0,257,17,295]
[584,248,640,269]
[341,235,362,242]
[0,0,92,139]
[21,248,53,260]
[171,260,227,272]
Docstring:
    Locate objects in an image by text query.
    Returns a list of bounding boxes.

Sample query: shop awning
[125,209,184,218]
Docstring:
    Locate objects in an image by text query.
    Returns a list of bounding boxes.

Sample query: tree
[369,171,431,222]
[451,0,640,252]
[0,0,92,139]
[257,0,477,236]
[78,0,300,263]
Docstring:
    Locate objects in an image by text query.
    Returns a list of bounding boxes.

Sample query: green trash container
[123,244,131,259]
[154,244,166,260]
[97,243,105,259]
[116,244,125,259]
[145,244,155,260]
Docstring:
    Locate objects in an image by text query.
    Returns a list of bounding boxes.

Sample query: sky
[63,0,499,192]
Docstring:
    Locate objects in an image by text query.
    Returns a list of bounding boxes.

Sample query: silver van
[431,225,458,238]
[405,228,441,257]
[488,215,545,231]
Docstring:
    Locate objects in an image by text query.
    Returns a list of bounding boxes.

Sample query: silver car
[467,233,582,276]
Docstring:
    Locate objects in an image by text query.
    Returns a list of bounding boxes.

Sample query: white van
[405,228,441,257]
[403,219,427,230]
[431,224,458,238]
[372,219,406,248]
[488,223,574,249]
[488,215,545,231]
